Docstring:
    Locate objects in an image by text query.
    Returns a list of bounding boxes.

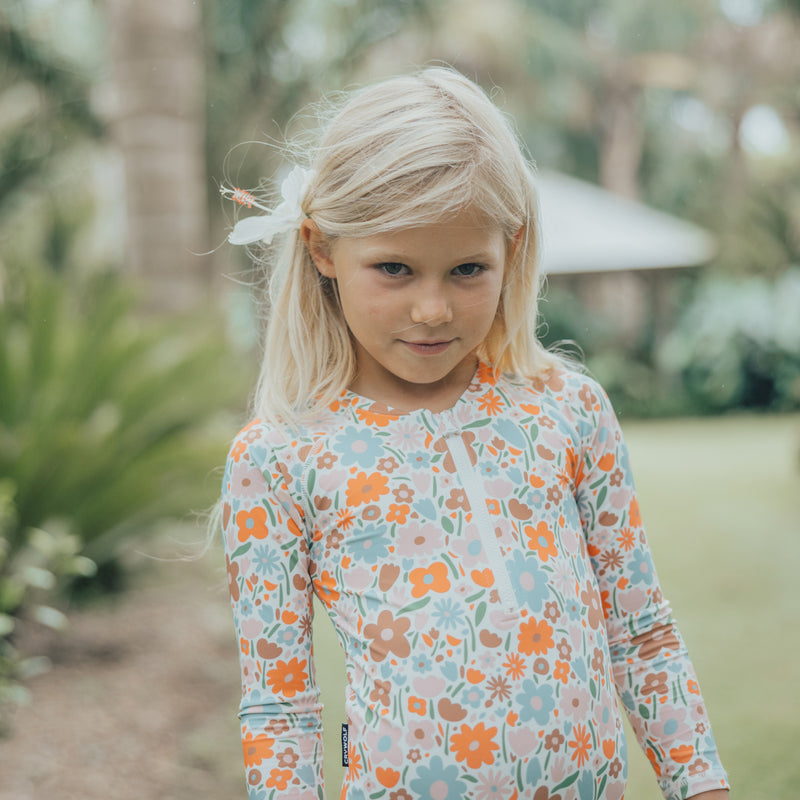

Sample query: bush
[0,262,246,703]
[658,268,800,413]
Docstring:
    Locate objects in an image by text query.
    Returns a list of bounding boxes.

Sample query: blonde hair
[248,67,561,427]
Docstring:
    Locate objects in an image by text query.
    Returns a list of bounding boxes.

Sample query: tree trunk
[105,0,209,312]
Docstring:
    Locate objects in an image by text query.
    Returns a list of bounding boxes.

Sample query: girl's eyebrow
[363,248,500,264]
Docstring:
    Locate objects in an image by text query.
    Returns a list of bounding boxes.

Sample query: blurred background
[0,0,798,798]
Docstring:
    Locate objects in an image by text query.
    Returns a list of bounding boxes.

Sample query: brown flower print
[363,610,411,662]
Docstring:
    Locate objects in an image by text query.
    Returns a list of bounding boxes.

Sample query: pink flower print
[388,420,426,450]
[397,522,443,557]
[485,477,513,498]
[231,461,268,498]
[618,586,647,615]
[508,726,537,759]
[366,720,404,767]
[475,769,514,800]
[561,685,592,721]
[405,719,436,749]
[319,468,348,492]
[412,674,447,698]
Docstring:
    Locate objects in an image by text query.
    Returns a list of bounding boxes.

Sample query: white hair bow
[222,165,314,245]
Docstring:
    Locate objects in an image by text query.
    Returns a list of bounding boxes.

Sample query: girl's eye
[377,263,409,276]
[453,263,484,277]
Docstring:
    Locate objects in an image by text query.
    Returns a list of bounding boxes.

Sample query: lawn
[312,412,800,799]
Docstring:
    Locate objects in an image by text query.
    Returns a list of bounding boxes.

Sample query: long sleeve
[574,382,729,800]
[221,421,325,800]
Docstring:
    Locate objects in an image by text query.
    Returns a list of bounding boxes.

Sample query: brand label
[341,723,349,767]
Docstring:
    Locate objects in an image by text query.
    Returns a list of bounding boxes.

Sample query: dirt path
[0,554,246,800]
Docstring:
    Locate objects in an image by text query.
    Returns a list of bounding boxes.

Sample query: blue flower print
[252,544,283,575]
[516,679,555,725]
[508,550,550,612]
[346,524,391,564]
[478,461,499,478]
[334,425,383,469]
[432,597,466,631]
[411,653,432,673]
[629,548,655,585]
[494,417,528,450]
[410,756,468,800]
[408,450,432,470]
[461,684,484,709]
[416,497,437,520]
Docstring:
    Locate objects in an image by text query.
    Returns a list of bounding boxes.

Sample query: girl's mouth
[401,340,453,355]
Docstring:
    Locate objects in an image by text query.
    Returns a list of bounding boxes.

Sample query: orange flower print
[525,521,558,561]
[346,471,390,507]
[265,768,291,790]
[476,362,499,385]
[617,528,636,551]
[408,696,427,715]
[450,722,499,768]
[236,507,269,542]
[313,570,340,608]
[518,617,554,656]
[265,657,308,698]
[409,562,451,598]
[478,390,504,416]
[242,733,275,767]
[629,497,642,527]
[387,503,410,524]
[568,723,592,766]
[504,653,526,680]
[337,507,355,530]
[347,746,362,781]
[553,660,570,684]
[376,767,400,787]
[355,406,399,426]
[231,439,247,462]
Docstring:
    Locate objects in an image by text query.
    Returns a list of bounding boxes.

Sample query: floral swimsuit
[221,365,729,800]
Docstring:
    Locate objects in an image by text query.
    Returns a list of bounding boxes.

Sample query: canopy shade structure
[535,170,717,276]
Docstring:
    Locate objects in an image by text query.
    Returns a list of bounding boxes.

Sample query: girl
[220,67,730,800]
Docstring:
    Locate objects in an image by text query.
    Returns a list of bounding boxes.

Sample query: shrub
[658,269,800,413]
[0,261,246,703]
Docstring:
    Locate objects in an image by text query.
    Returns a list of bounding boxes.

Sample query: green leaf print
[475,601,487,625]
[307,468,315,496]
[397,596,431,615]
[639,702,650,719]
[551,770,581,792]
[230,541,251,560]
[441,516,454,534]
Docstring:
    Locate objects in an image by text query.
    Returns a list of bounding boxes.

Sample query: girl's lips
[401,340,453,355]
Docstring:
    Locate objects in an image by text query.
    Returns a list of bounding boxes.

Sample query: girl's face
[303,207,509,412]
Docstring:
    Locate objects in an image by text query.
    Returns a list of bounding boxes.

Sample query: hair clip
[222,165,314,246]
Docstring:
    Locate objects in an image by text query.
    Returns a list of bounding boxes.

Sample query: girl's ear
[301,219,336,278]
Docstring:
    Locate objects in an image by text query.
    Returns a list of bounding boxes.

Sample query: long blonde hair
[245,67,561,428]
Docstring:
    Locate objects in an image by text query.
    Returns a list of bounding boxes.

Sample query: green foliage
[0,263,243,577]
[0,259,246,703]
[659,269,800,412]
[541,269,800,417]
[0,6,103,217]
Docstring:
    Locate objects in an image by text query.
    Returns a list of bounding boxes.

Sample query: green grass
[311,413,800,799]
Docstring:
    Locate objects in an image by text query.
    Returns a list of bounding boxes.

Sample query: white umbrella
[535,170,716,275]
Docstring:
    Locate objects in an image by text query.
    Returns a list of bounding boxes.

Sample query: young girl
[220,67,730,800]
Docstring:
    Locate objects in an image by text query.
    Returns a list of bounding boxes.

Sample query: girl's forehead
[331,214,507,263]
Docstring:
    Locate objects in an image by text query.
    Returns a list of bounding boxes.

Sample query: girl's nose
[410,290,453,326]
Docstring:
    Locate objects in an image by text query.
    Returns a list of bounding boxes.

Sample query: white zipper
[440,416,518,615]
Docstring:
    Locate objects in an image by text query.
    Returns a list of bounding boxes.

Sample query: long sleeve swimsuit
[221,365,729,800]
